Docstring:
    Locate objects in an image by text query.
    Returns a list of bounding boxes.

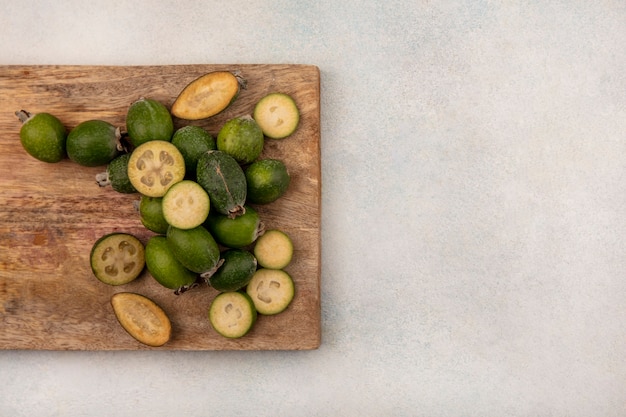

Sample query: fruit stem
[95,172,111,187]
[15,110,31,124]
[200,258,225,283]
[232,71,247,90]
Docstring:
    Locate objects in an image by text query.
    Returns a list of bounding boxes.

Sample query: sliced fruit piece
[196,150,247,218]
[15,110,67,163]
[127,140,185,197]
[166,225,221,277]
[208,291,257,339]
[96,153,137,194]
[208,249,257,292]
[162,180,210,230]
[138,195,169,234]
[66,119,122,167]
[205,205,264,248]
[126,97,174,147]
[145,235,198,294]
[90,232,145,286]
[171,71,245,120]
[253,92,300,139]
[245,159,290,204]
[246,268,295,315]
[253,229,293,270]
[111,292,171,347]
[216,116,264,164]
[171,125,216,174]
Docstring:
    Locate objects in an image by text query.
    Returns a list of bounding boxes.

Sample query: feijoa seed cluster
[15,71,300,345]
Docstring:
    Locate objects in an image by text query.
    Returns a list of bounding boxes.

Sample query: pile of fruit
[15,71,301,346]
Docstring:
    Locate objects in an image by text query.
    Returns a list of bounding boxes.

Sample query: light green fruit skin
[18,112,67,163]
[205,205,263,248]
[139,196,169,234]
[66,120,121,167]
[196,150,247,218]
[126,98,174,147]
[166,225,220,274]
[245,159,291,204]
[106,153,137,194]
[208,249,257,292]
[216,116,264,164]
[171,125,216,174]
[145,235,198,292]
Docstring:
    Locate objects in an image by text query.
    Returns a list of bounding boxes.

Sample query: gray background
[2,1,625,416]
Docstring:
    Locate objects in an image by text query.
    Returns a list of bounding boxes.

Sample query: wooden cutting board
[0,64,321,350]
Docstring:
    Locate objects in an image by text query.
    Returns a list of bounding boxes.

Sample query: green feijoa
[145,235,198,294]
[15,110,67,163]
[171,125,216,174]
[138,196,169,234]
[205,205,264,248]
[216,116,264,164]
[66,120,122,167]
[166,225,220,277]
[208,249,257,292]
[245,159,290,204]
[126,98,174,147]
[196,150,247,218]
[96,153,137,194]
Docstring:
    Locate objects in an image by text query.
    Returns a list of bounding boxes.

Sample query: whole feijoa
[126,98,174,147]
[66,120,122,167]
[245,159,290,204]
[15,110,67,163]
[171,125,216,174]
[216,115,264,164]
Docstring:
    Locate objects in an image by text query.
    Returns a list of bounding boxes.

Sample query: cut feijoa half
[253,92,300,139]
[253,229,294,270]
[171,71,245,120]
[90,232,145,286]
[208,291,257,339]
[246,268,295,315]
[161,180,210,230]
[111,292,172,347]
[127,140,186,197]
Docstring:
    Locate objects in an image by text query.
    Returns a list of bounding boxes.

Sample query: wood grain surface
[0,64,321,350]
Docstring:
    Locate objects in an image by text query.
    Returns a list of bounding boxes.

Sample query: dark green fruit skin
[18,112,67,163]
[145,235,198,292]
[171,125,216,174]
[126,98,174,147]
[245,159,291,204]
[205,205,263,248]
[216,116,264,164]
[208,249,257,292]
[196,150,247,218]
[166,225,220,274]
[106,153,137,193]
[139,196,169,234]
[66,120,121,167]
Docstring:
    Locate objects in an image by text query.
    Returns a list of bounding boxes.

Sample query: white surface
[2,1,625,416]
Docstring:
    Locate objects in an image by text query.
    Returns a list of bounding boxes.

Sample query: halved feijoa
[207,249,257,292]
[196,150,246,218]
[253,229,293,270]
[138,195,169,234]
[96,153,137,194]
[66,120,122,167]
[15,110,67,163]
[208,291,257,339]
[145,235,198,294]
[171,71,244,120]
[166,225,220,277]
[171,125,216,174]
[90,232,145,285]
[111,292,171,347]
[126,98,174,147]
[253,93,300,139]
[127,140,185,197]
[205,205,264,248]
[216,115,264,164]
[245,159,290,204]
[246,268,295,315]
[162,180,210,230]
